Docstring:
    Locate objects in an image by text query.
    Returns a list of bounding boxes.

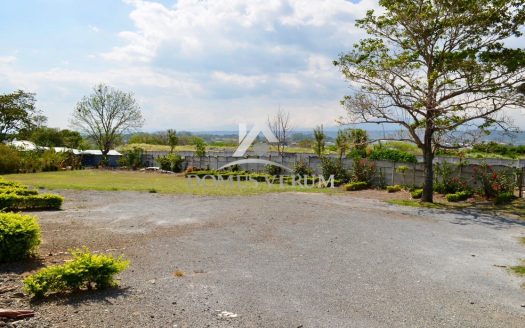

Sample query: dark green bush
[293,159,313,176]
[369,148,417,163]
[345,181,369,191]
[23,248,129,298]
[411,189,423,199]
[387,185,402,193]
[494,192,516,205]
[265,164,282,176]
[156,153,183,172]
[0,213,41,262]
[120,147,145,170]
[0,145,20,174]
[446,190,473,202]
[321,158,349,182]
[0,193,64,210]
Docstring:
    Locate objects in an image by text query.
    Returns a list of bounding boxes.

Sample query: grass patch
[387,199,449,209]
[510,263,525,276]
[2,170,340,196]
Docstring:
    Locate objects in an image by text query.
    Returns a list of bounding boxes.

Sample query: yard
[1,171,525,327]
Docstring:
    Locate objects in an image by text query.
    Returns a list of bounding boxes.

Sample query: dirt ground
[1,189,525,327]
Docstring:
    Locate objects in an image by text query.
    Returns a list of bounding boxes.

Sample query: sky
[0,0,524,132]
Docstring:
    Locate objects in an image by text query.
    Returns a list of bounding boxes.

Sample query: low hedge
[0,187,39,196]
[0,212,41,262]
[387,185,402,193]
[24,248,129,298]
[411,189,423,199]
[446,190,472,202]
[345,181,369,191]
[494,192,516,205]
[0,193,64,210]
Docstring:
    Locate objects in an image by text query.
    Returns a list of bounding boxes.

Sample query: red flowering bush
[472,164,515,199]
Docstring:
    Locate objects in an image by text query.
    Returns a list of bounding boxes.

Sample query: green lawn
[2,170,340,196]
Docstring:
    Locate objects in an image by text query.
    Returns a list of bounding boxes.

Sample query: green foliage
[293,159,313,176]
[433,161,470,194]
[29,127,83,149]
[0,186,38,196]
[320,157,349,182]
[23,248,129,298]
[167,129,178,153]
[119,147,144,170]
[494,192,516,205]
[0,212,41,262]
[411,189,423,199]
[387,185,402,193]
[446,190,473,202]
[193,137,207,157]
[0,144,20,173]
[369,147,417,163]
[265,164,283,176]
[345,181,369,191]
[471,142,525,159]
[128,132,167,145]
[350,158,376,183]
[156,153,184,172]
[472,163,516,199]
[0,193,64,210]
[312,125,326,157]
[0,90,38,141]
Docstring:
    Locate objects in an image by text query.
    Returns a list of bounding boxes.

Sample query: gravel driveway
[2,190,525,327]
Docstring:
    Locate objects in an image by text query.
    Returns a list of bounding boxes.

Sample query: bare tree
[334,0,525,202]
[267,108,292,156]
[71,84,144,158]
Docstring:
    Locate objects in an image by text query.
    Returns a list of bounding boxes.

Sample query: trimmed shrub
[494,192,516,205]
[411,189,423,199]
[0,187,39,196]
[446,190,473,202]
[23,248,129,298]
[0,213,41,262]
[345,181,369,191]
[0,193,64,210]
[387,185,402,193]
[369,148,417,163]
[156,153,183,172]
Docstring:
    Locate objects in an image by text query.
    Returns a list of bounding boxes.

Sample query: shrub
[40,150,66,172]
[265,164,282,176]
[494,192,516,205]
[0,144,20,174]
[120,147,144,170]
[23,248,129,298]
[387,185,402,193]
[0,213,41,262]
[0,187,39,196]
[321,158,349,182]
[411,189,423,199]
[472,163,516,199]
[0,193,64,210]
[293,159,313,176]
[369,147,417,163]
[351,158,376,183]
[446,190,472,202]
[156,153,183,172]
[345,181,369,191]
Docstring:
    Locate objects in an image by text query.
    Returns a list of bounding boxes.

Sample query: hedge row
[0,193,64,210]
[0,212,41,262]
[0,187,39,196]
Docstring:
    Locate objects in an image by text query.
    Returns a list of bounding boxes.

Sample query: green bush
[0,144,21,174]
[369,148,417,163]
[0,187,39,196]
[0,213,41,262]
[293,159,313,176]
[265,164,283,176]
[345,181,369,191]
[321,158,349,182]
[0,193,64,210]
[411,189,423,199]
[156,153,184,172]
[387,185,402,193]
[351,158,376,183]
[446,190,472,202]
[23,248,129,298]
[494,192,516,205]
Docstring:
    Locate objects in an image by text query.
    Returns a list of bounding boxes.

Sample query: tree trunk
[422,143,434,203]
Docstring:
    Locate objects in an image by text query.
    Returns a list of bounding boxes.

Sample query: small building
[80,150,122,167]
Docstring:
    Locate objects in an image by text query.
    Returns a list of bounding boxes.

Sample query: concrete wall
[141,150,525,188]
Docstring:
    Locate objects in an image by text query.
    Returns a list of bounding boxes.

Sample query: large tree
[71,84,144,157]
[335,0,525,202]
[0,90,39,141]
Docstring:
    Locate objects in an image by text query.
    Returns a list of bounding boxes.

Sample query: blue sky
[1,0,524,131]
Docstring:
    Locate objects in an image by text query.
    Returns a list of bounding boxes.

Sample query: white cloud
[0,56,16,65]
[88,25,100,33]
